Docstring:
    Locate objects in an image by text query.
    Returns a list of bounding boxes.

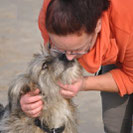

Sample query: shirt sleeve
[38,0,51,44]
[110,33,133,96]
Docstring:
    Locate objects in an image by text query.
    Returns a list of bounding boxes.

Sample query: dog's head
[28,44,82,85]
[8,44,82,111]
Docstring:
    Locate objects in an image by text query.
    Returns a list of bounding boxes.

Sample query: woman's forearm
[83,72,119,93]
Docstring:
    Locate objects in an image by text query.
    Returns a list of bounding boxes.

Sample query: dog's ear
[33,43,49,58]
[40,43,50,56]
[32,43,50,59]
[27,44,52,83]
[8,74,30,112]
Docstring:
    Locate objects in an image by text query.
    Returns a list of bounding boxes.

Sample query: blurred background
[0,0,104,132]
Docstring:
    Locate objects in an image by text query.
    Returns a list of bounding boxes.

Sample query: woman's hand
[20,89,43,118]
[59,77,85,99]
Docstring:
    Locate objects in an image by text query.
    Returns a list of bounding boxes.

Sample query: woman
[20,0,133,132]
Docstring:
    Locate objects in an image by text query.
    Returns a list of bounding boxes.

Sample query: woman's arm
[83,72,119,92]
[59,72,119,99]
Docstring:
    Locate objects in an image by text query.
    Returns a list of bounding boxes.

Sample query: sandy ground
[0,0,104,132]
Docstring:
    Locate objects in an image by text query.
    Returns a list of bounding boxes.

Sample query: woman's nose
[65,54,76,61]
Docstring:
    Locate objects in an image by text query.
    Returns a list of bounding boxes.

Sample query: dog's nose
[59,54,69,62]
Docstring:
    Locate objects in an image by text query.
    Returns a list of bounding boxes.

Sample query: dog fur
[0,45,82,133]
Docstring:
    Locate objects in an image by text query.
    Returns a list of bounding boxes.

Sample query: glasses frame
[49,40,89,56]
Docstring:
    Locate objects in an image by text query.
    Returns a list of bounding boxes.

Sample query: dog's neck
[34,118,65,133]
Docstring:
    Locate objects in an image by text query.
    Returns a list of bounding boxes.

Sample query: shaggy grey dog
[0,45,82,133]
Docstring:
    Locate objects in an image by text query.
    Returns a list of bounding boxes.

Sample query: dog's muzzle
[34,118,65,133]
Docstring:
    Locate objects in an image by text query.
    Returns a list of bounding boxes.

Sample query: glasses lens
[49,40,88,56]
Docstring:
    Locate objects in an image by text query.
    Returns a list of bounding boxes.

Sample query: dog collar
[34,118,65,133]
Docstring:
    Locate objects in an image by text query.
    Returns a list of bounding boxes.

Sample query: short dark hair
[46,0,110,35]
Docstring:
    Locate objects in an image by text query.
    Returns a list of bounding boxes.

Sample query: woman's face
[49,31,98,61]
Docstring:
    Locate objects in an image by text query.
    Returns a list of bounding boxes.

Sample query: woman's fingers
[22,99,43,111]
[20,89,44,117]
[60,89,74,99]
[26,103,43,117]
[32,112,41,118]
[58,78,84,98]
[29,89,40,96]
[21,94,42,105]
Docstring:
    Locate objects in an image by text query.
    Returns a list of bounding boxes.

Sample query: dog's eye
[42,63,48,69]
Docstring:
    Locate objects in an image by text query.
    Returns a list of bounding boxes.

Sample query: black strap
[34,118,65,133]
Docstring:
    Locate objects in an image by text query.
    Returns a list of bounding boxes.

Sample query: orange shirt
[38,0,133,96]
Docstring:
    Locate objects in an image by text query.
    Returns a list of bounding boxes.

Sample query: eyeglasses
[49,39,89,56]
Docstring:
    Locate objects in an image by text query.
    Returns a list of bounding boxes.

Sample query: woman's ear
[95,18,101,33]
